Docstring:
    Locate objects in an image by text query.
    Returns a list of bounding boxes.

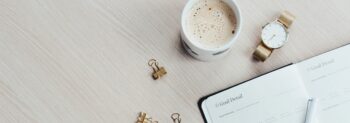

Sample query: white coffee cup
[181,0,242,61]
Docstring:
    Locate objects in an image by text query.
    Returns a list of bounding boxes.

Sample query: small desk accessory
[253,11,296,61]
[136,112,158,123]
[171,113,181,123]
[148,59,167,80]
[135,112,182,123]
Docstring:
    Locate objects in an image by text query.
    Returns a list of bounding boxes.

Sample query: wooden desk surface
[1,0,350,122]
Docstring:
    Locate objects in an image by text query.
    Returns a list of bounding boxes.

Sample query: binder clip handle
[171,113,181,123]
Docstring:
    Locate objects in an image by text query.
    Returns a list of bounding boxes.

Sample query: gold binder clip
[136,112,158,123]
[136,112,148,123]
[171,113,181,123]
[148,59,167,80]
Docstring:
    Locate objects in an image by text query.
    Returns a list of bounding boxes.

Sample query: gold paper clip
[136,112,158,123]
[171,113,181,123]
[148,59,167,80]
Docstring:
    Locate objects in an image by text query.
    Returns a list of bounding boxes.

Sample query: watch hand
[268,34,276,41]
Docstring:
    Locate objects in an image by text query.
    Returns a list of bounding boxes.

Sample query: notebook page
[201,65,309,123]
[296,44,350,123]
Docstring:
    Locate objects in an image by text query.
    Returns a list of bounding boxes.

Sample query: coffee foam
[186,0,236,49]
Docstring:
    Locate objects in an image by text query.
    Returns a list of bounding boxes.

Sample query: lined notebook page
[202,65,308,123]
[297,44,350,123]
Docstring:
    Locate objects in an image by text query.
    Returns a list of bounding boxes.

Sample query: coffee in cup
[181,0,241,61]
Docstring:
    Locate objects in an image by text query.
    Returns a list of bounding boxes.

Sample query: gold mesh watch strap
[253,43,273,62]
[278,11,296,28]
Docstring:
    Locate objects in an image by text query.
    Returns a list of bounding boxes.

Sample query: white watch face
[261,22,288,48]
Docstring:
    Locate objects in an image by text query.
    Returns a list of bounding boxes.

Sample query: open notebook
[199,44,350,123]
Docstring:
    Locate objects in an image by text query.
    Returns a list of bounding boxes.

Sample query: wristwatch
[253,11,295,61]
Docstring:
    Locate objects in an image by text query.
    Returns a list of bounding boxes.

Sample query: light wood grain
[0,0,350,122]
